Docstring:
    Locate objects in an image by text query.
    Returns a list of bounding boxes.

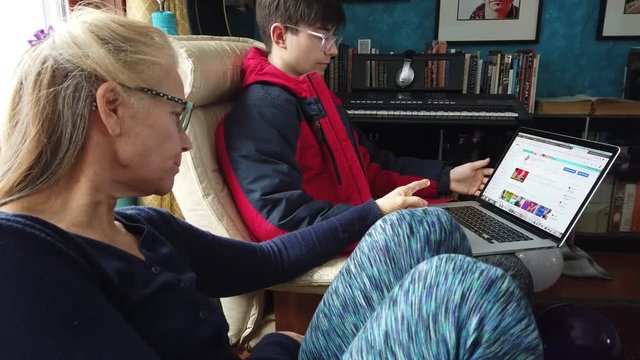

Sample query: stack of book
[458,49,541,113]
[575,176,640,234]
[425,40,449,89]
[324,43,354,94]
[609,179,640,233]
[536,95,640,116]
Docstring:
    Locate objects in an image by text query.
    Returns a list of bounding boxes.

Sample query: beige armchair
[171,35,345,348]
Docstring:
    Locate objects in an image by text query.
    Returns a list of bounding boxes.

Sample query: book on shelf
[609,180,626,233]
[536,95,640,115]
[592,98,640,115]
[631,183,640,232]
[518,49,537,113]
[465,53,479,94]
[461,53,471,94]
[500,53,512,95]
[575,175,614,234]
[486,50,501,95]
[435,41,448,88]
[425,40,448,88]
[608,179,640,233]
[619,182,637,232]
[528,53,541,114]
[475,58,483,95]
[535,95,595,115]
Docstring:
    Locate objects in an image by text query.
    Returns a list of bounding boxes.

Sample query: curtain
[138,192,185,219]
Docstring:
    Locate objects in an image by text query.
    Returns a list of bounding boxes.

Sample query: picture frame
[435,0,542,44]
[597,0,640,39]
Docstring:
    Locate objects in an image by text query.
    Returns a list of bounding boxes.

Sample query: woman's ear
[270,23,287,49]
[94,82,125,136]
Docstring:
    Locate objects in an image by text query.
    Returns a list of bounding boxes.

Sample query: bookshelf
[326,46,541,113]
[350,53,465,92]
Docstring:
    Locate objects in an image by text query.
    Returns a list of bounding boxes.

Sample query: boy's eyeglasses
[134,87,194,133]
[284,25,343,52]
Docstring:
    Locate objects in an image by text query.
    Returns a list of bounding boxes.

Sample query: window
[0,0,67,127]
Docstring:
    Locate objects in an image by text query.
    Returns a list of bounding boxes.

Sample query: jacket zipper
[313,119,342,185]
[348,122,367,175]
[307,74,343,186]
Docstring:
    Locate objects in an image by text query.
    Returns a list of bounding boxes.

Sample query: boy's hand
[450,158,493,196]
[375,179,430,215]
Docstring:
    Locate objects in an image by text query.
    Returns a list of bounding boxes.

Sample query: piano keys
[340,92,530,123]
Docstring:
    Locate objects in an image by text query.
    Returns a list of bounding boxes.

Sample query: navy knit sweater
[0,202,381,359]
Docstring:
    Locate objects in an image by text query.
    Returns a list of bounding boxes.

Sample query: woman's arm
[124,201,381,298]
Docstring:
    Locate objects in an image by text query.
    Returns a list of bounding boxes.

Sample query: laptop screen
[480,129,617,239]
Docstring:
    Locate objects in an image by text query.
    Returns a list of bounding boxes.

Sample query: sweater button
[199,310,208,319]
[151,266,162,274]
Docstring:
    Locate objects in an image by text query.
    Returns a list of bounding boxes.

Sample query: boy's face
[276,24,339,77]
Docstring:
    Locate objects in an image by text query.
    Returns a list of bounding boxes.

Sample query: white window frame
[1,0,68,127]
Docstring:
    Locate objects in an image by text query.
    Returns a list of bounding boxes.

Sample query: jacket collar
[242,47,322,98]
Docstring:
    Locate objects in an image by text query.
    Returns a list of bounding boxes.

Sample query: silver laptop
[435,127,620,256]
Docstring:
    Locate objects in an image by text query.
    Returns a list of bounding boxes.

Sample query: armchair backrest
[171,35,270,347]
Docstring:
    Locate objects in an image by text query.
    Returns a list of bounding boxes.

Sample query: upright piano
[340,52,531,125]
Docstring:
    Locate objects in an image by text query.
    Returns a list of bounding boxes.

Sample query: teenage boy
[216,0,493,252]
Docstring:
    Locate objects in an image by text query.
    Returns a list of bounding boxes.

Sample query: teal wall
[340,0,639,98]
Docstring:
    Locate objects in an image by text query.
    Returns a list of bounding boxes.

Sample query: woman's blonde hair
[0,6,177,206]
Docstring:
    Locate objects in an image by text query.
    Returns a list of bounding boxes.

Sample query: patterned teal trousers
[299,208,542,359]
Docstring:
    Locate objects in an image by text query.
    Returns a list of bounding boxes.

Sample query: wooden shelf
[611,165,640,180]
[536,251,640,301]
[574,233,640,253]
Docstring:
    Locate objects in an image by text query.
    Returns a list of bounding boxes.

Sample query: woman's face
[116,69,192,197]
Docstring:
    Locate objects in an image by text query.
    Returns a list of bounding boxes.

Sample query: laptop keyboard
[444,206,534,243]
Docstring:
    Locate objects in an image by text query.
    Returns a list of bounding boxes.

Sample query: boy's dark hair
[256,0,346,51]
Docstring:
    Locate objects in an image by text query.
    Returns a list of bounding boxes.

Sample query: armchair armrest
[268,257,347,295]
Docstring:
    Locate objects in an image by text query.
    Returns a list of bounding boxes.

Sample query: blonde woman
[0,6,540,359]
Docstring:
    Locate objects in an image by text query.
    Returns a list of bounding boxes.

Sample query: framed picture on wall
[435,0,542,43]
[597,0,640,39]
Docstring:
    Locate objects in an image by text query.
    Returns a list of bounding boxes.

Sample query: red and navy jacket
[216,47,451,252]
